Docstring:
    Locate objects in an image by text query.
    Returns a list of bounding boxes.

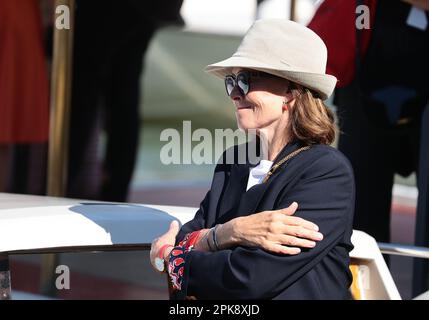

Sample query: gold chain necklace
[262,146,311,183]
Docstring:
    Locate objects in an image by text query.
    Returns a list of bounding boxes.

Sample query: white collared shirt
[246,160,274,191]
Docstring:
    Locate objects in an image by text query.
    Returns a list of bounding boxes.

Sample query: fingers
[283,225,323,242]
[265,243,301,255]
[283,215,319,232]
[280,202,298,216]
[278,234,317,249]
[167,220,180,235]
[263,232,320,255]
[277,203,320,232]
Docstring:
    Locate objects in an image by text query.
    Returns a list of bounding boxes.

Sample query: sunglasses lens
[225,77,235,96]
[237,73,249,95]
[224,72,250,96]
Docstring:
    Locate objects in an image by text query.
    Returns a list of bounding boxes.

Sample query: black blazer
[172,140,355,300]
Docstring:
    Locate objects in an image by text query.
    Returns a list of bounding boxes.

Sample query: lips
[236,105,253,110]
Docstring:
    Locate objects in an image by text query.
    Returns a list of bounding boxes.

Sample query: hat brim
[205,56,337,100]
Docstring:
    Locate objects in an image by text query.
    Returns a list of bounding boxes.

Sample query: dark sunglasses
[224,70,274,97]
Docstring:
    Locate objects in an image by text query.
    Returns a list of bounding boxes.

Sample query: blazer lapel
[235,140,305,217]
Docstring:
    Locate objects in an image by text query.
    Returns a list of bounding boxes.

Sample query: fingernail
[309,241,316,247]
[313,225,319,231]
[316,233,323,240]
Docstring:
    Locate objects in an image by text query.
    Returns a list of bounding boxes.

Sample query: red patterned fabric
[167,231,202,291]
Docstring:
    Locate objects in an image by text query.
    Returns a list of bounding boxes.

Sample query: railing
[378,243,429,260]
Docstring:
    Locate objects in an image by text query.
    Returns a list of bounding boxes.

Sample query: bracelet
[206,228,214,251]
[212,224,220,251]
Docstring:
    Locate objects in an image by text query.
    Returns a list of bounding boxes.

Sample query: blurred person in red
[0,0,50,194]
[308,0,429,244]
[309,0,429,296]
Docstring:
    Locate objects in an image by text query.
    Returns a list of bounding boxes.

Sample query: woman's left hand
[150,220,180,272]
[217,202,323,255]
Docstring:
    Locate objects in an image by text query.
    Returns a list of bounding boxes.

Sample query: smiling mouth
[237,105,253,110]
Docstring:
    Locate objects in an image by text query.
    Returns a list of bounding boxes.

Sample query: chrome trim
[378,242,429,259]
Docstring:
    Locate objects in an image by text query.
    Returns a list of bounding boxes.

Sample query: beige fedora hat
[205,19,337,100]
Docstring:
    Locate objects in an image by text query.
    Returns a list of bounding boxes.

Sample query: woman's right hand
[219,202,323,255]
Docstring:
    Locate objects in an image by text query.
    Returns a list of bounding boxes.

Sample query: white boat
[1,192,429,300]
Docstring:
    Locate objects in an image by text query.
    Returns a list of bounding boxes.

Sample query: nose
[229,86,242,101]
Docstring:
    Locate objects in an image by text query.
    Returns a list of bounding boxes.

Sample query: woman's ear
[282,100,289,111]
[282,92,296,111]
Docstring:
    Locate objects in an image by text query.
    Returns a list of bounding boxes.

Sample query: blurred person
[150,20,355,300]
[308,0,429,244]
[403,0,429,10]
[67,0,183,202]
[0,0,50,194]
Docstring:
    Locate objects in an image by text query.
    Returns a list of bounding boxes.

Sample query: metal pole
[413,101,429,296]
[0,255,11,300]
[41,0,75,297]
[290,0,297,22]
[378,243,429,260]
[47,0,75,196]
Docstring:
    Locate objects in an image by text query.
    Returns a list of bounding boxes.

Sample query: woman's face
[228,68,291,133]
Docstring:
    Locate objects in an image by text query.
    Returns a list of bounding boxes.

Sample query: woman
[150,19,355,300]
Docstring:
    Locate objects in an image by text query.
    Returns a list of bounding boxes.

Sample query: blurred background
[1,0,425,300]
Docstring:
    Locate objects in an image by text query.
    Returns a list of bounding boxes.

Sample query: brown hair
[288,83,337,145]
